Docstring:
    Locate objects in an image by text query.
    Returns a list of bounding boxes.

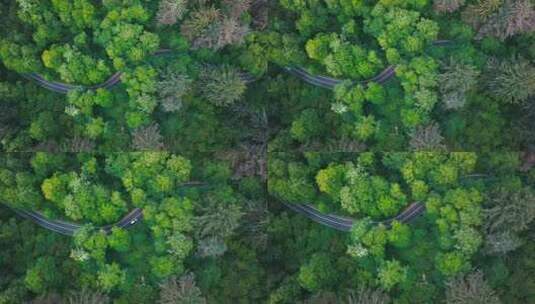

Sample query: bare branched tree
[217,17,249,49]
[196,236,227,257]
[157,0,189,25]
[485,56,535,104]
[62,136,96,152]
[131,123,165,151]
[347,287,390,304]
[30,293,63,304]
[195,197,243,239]
[445,270,501,304]
[433,0,466,13]
[304,292,338,304]
[218,144,266,180]
[180,2,249,50]
[484,231,524,255]
[462,0,502,28]
[157,69,192,112]
[31,140,60,152]
[474,0,503,19]
[0,101,17,146]
[251,0,269,29]
[192,193,244,257]
[520,150,535,172]
[238,200,269,250]
[159,273,206,304]
[516,96,535,148]
[66,288,110,304]
[409,122,446,151]
[181,6,221,42]
[222,0,251,20]
[473,0,535,40]
[484,187,535,234]
[505,0,535,37]
[326,137,366,153]
[482,187,535,255]
[0,124,10,144]
[438,59,480,110]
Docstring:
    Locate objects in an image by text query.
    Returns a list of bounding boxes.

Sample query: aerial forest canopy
[0,0,534,303]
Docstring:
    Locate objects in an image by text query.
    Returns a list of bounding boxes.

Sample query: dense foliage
[1,0,534,303]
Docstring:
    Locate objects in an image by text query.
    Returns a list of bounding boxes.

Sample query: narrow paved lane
[9,40,453,234]
[4,206,143,236]
[284,202,426,231]
[5,201,426,235]
[22,40,452,93]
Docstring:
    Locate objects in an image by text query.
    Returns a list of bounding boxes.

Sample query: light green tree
[98,263,125,291]
[377,260,408,291]
[199,65,246,107]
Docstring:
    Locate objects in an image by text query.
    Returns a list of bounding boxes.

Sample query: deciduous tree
[97,263,125,291]
[157,70,192,112]
[181,3,249,50]
[438,59,480,110]
[159,273,206,304]
[409,122,446,151]
[199,65,246,107]
[475,0,535,40]
[131,123,165,151]
[66,288,110,304]
[347,287,390,304]
[434,0,466,13]
[445,270,501,304]
[298,253,337,292]
[157,0,188,26]
[377,260,407,291]
[485,56,535,104]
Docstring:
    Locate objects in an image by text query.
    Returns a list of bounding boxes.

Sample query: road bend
[286,202,426,232]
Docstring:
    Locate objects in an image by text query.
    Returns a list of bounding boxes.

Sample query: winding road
[5,201,425,235]
[282,202,425,231]
[25,62,394,93]
[23,40,452,93]
[285,40,452,89]
[2,182,209,235]
[7,40,453,234]
[23,70,259,94]
[6,206,143,236]
[284,65,397,89]
[22,48,257,94]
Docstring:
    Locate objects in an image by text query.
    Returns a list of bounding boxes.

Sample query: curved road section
[12,41,448,234]
[6,202,425,235]
[6,206,143,236]
[22,40,452,93]
[24,71,258,94]
[285,65,397,90]
[283,202,425,232]
[2,183,209,236]
[286,39,452,90]
[23,48,258,94]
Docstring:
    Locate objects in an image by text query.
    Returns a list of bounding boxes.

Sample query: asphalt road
[11,40,452,234]
[23,62,395,93]
[3,173,491,236]
[283,202,426,231]
[6,201,426,235]
[23,48,257,94]
[22,40,452,93]
[5,206,143,236]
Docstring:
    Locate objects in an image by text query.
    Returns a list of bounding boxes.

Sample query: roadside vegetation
[0,0,534,303]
